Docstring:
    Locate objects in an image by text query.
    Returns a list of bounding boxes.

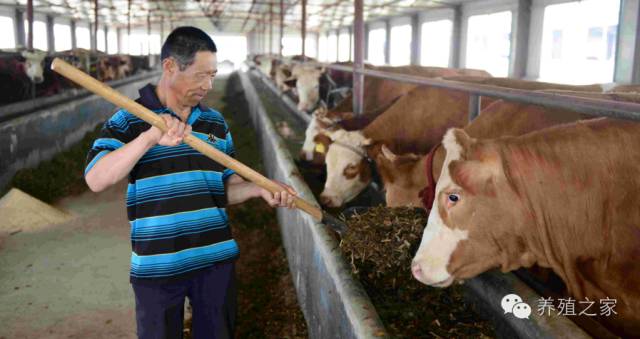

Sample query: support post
[614,0,640,83]
[26,0,34,50]
[15,9,25,47]
[93,0,99,51]
[384,19,391,65]
[353,0,365,115]
[450,5,462,68]
[411,13,421,65]
[510,0,531,78]
[280,0,284,56]
[70,20,77,49]
[46,15,54,52]
[468,94,481,121]
[301,0,307,57]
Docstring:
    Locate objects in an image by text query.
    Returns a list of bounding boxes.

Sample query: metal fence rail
[299,62,640,122]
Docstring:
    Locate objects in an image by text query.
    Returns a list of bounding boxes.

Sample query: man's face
[167,51,218,107]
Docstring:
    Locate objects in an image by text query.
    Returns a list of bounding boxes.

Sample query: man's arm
[85,115,190,192]
[226,175,297,208]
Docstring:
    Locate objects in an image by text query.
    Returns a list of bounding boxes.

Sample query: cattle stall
[0,70,161,191]
[241,65,598,338]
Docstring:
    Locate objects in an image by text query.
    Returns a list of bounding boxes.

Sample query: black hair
[160,26,217,70]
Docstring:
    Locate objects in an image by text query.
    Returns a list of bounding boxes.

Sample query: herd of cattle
[250,55,640,336]
[0,48,151,106]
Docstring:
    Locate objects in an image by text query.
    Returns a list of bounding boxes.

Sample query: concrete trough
[0,71,162,191]
[239,67,594,339]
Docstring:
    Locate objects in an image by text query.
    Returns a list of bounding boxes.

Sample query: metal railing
[303,62,640,122]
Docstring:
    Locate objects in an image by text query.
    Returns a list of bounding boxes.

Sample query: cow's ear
[313,133,333,146]
[380,144,397,162]
[443,128,475,160]
[449,159,497,197]
[361,137,373,147]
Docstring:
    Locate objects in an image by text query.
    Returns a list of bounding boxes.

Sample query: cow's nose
[33,76,44,84]
[411,262,424,282]
[298,150,312,162]
[319,194,335,207]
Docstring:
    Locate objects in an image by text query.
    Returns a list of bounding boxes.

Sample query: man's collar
[136,83,207,112]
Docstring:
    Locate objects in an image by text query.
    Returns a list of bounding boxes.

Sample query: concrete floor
[0,181,136,338]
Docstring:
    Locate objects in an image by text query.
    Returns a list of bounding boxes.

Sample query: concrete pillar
[510,0,531,78]
[450,5,462,68]
[70,20,77,49]
[26,0,33,49]
[15,9,25,47]
[614,0,640,83]
[384,19,391,64]
[411,13,421,65]
[364,23,369,61]
[353,0,364,114]
[46,15,54,52]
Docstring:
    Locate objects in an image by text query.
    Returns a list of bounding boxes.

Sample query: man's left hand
[259,181,297,209]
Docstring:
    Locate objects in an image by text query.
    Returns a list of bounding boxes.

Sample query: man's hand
[259,181,297,209]
[143,114,192,146]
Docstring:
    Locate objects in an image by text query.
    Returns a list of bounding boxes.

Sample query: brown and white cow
[318,85,479,207]
[376,99,593,207]
[411,119,640,336]
[299,66,492,164]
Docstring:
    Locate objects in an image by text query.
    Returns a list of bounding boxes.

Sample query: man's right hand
[143,114,192,146]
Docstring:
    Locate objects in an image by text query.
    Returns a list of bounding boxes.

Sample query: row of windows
[273,0,619,84]
[0,17,161,55]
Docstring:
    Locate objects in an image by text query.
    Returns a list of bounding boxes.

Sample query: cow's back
[364,86,470,154]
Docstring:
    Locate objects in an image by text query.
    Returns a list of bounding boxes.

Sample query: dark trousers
[131,262,237,339]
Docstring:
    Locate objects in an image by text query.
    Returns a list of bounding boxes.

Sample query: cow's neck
[500,131,640,305]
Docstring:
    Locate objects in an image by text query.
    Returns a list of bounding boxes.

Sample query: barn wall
[237,70,389,339]
[0,70,161,191]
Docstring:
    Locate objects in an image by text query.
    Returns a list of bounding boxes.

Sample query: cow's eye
[448,194,460,203]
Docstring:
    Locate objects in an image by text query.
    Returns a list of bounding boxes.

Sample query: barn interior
[0,0,638,338]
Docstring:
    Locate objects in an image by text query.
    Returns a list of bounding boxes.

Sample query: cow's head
[374,144,424,207]
[21,50,46,84]
[411,129,528,287]
[319,129,372,207]
[293,65,325,112]
[300,109,356,164]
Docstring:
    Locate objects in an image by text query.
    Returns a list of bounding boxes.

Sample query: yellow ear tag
[315,143,326,154]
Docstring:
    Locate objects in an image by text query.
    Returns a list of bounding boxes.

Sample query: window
[606,25,617,60]
[24,20,48,50]
[0,16,15,49]
[586,27,603,60]
[551,30,563,60]
[97,29,105,52]
[213,35,247,74]
[390,24,411,66]
[128,32,149,55]
[149,34,161,55]
[367,27,386,65]
[327,33,337,62]
[318,34,328,61]
[305,35,318,58]
[465,11,512,76]
[282,35,302,56]
[75,26,90,49]
[421,19,452,67]
[338,30,350,61]
[53,24,71,51]
[107,30,118,54]
[539,0,620,84]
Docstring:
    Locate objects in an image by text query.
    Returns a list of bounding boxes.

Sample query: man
[84,26,297,338]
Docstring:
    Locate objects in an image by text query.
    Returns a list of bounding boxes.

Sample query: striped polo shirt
[85,83,239,284]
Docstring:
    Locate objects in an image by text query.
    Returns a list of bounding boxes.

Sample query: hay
[340,206,495,338]
[0,188,73,234]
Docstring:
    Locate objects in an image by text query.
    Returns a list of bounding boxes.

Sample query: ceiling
[0,0,475,33]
